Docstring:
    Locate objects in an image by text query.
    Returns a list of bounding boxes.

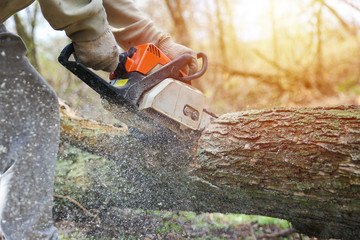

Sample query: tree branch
[341,0,360,12]
[323,0,356,35]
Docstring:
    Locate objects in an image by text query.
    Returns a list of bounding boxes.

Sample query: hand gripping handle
[58,43,125,103]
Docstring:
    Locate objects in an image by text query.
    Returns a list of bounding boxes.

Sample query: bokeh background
[5,0,360,120]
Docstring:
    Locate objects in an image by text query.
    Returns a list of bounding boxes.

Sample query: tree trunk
[59,99,360,239]
[13,1,40,70]
[163,0,190,46]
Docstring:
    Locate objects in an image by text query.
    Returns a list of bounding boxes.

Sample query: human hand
[157,36,198,75]
[73,29,119,72]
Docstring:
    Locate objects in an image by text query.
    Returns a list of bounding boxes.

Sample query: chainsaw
[58,43,216,137]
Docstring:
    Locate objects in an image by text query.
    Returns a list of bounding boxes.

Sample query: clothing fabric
[0,24,60,240]
[103,0,162,49]
[0,0,162,47]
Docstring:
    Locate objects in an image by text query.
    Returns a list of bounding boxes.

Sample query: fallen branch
[257,228,296,239]
[54,194,96,219]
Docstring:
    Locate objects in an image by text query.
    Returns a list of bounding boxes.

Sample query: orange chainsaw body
[110,43,186,80]
[125,44,171,75]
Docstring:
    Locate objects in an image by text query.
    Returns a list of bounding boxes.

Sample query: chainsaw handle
[58,42,74,64]
[58,43,126,104]
[178,52,208,83]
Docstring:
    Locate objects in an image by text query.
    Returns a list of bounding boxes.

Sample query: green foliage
[54,141,106,220]
[180,211,197,221]
[336,75,360,95]
[59,233,91,240]
[252,215,290,229]
[156,221,182,234]
[55,143,92,198]
[176,212,291,231]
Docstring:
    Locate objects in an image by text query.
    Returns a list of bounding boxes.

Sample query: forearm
[103,0,162,49]
[38,0,108,42]
[0,0,34,24]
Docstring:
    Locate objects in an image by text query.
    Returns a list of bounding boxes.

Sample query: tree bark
[59,99,360,239]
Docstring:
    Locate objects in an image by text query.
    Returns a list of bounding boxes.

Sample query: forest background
[6,0,360,121]
[4,0,360,239]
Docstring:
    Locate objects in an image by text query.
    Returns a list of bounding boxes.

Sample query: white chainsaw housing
[138,78,205,130]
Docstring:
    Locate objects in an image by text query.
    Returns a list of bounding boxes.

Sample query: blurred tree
[270,0,278,63]
[315,0,324,92]
[206,0,248,108]
[322,0,357,36]
[310,0,360,94]
[13,1,40,70]
[215,0,227,66]
[341,0,360,12]
[164,0,191,45]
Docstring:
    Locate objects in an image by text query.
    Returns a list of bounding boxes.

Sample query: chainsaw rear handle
[178,52,208,83]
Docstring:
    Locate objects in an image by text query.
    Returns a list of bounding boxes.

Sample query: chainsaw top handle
[178,52,207,83]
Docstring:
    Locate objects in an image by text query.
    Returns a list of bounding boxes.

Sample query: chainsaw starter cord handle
[178,52,208,83]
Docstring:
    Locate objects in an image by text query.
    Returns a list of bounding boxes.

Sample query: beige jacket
[0,0,162,49]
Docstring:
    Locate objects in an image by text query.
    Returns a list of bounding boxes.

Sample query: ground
[54,132,341,240]
[56,209,318,240]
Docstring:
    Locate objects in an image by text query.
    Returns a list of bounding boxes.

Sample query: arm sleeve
[38,0,108,42]
[103,0,163,50]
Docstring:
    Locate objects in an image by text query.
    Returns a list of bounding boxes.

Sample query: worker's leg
[0,24,60,239]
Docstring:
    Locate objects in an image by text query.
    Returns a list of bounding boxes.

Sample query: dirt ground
[55,209,333,240]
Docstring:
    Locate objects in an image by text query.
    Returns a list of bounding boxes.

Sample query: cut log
[59,99,360,240]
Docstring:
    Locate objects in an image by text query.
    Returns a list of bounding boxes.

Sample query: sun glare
[232,0,360,42]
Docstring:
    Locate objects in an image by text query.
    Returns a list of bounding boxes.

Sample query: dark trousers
[0,24,59,240]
